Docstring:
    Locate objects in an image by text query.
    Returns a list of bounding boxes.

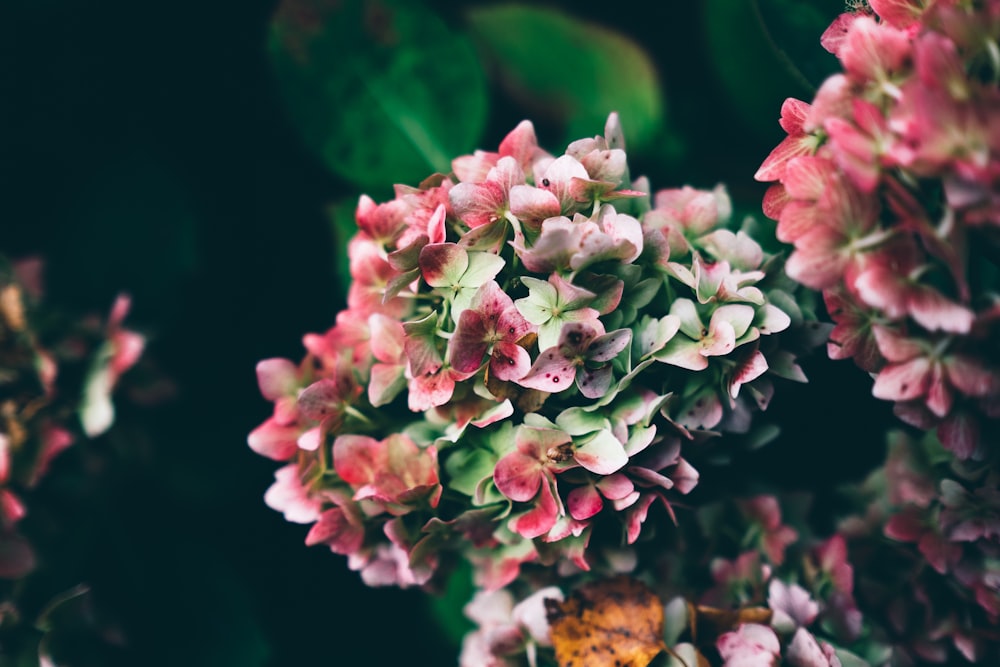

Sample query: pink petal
[489,342,531,382]
[368,314,405,363]
[517,348,576,393]
[872,357,932,402]
[247,418,300,461]
[449,310,489,374]
[305,507,364,555]
[256,358,299,401]
[419,243,467,287]
[332,434,383,486]
[567,484,604,520]
[597,473,634,500]
[786,628,829,667]
[509,478,559,539]
[908,287,974,333]
[574,430,628,475]
[493,451,543,502]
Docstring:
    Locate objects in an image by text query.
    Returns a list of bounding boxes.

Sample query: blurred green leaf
[426,560,475,651]
[466,4,665,150]
[269,0,488,193]
[702,0,837,140]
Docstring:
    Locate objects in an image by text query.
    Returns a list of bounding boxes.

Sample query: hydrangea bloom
[756,0,1000,459]
[249,114,820,599]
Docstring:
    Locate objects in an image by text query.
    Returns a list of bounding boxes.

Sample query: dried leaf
[687,603,773,645]
[546,576,665,667]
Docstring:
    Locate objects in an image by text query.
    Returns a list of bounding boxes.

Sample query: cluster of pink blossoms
[756,0,1000,458]
[0,258,144,581]
[250,113,820,597]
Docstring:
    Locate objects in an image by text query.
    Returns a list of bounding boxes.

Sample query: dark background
[2,1,890,664]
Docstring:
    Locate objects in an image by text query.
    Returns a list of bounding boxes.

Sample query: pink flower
[449,281,533,382]
[493,426,574,539]
[333,434,441,515]
[716,623,780,667]
[737,495,798,566]
[517,320,631,399]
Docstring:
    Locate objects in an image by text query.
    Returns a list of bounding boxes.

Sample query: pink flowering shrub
[0,259,144,581]
[248,113,821,599]
[755,0,1000,459]
[0,258,145,662]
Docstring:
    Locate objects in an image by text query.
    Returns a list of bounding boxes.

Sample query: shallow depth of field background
[2,1,893,664]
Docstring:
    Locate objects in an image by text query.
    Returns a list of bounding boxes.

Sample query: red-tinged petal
[786,628,829,667]
[918,532,960,574]
[539,155,590,211]
[784,155,836,200]
[597,473,634,500]
[419,243,468,287]
[624,494,657,544]
[306,507,364,555]
[656,336,710,371]
[493,451,543,502]
[884,508,925,542]
[938,411,980,460]
[110,330,145,380]
[333,434,384,486]
[755,134,815,182]
[627,466,675,492]
[574,430,628,475]
[298,426,322,452]
[841,16,911,82]
[449,180,506,229]
[265,464,322,524]
[247,418,300,461]
[872,325,922,362]
[471,280,514,322]
[368,362,406,407]
[452,149,498,183]
[712,304,756,341]
[297,379,344,420]
[567,484,604,520]
[498,120,540,167]
[450,310,489,374]
[678,392,723,431]
[256,358,299,401]
[776,201,819,244]
[731,350,769,398]
[408,368,457,412]
[0,490,26,527]
[368,314,405,363]
[702,319,736,357]
[762,183,790,220]
[577,365,613,399]
[509,184,562,225]
[490,342,531,382]
[925,365,953,418]
[908,287,974,333]
[945,355,1000,397]
[872,357,933,402]
[779,98,812,134]
[784,228,849,290]
[517,348,577,393]
[869,0,924,28]
[673,458,700,495]
[427,203,446,244]
[587,329,631,363]
[509,479,559,539]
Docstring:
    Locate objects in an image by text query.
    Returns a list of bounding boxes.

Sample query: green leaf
[269,0,488,192]
[466,4,665,149]
[702,0,838,140]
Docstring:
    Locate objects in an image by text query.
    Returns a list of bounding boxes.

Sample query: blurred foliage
[0,0,883,665]
[465,4,665,150]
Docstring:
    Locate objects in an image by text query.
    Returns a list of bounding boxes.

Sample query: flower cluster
[0,259,144,583]
[755,0,1000,458]
[250,114,819,594]
[836,430,1000,664]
